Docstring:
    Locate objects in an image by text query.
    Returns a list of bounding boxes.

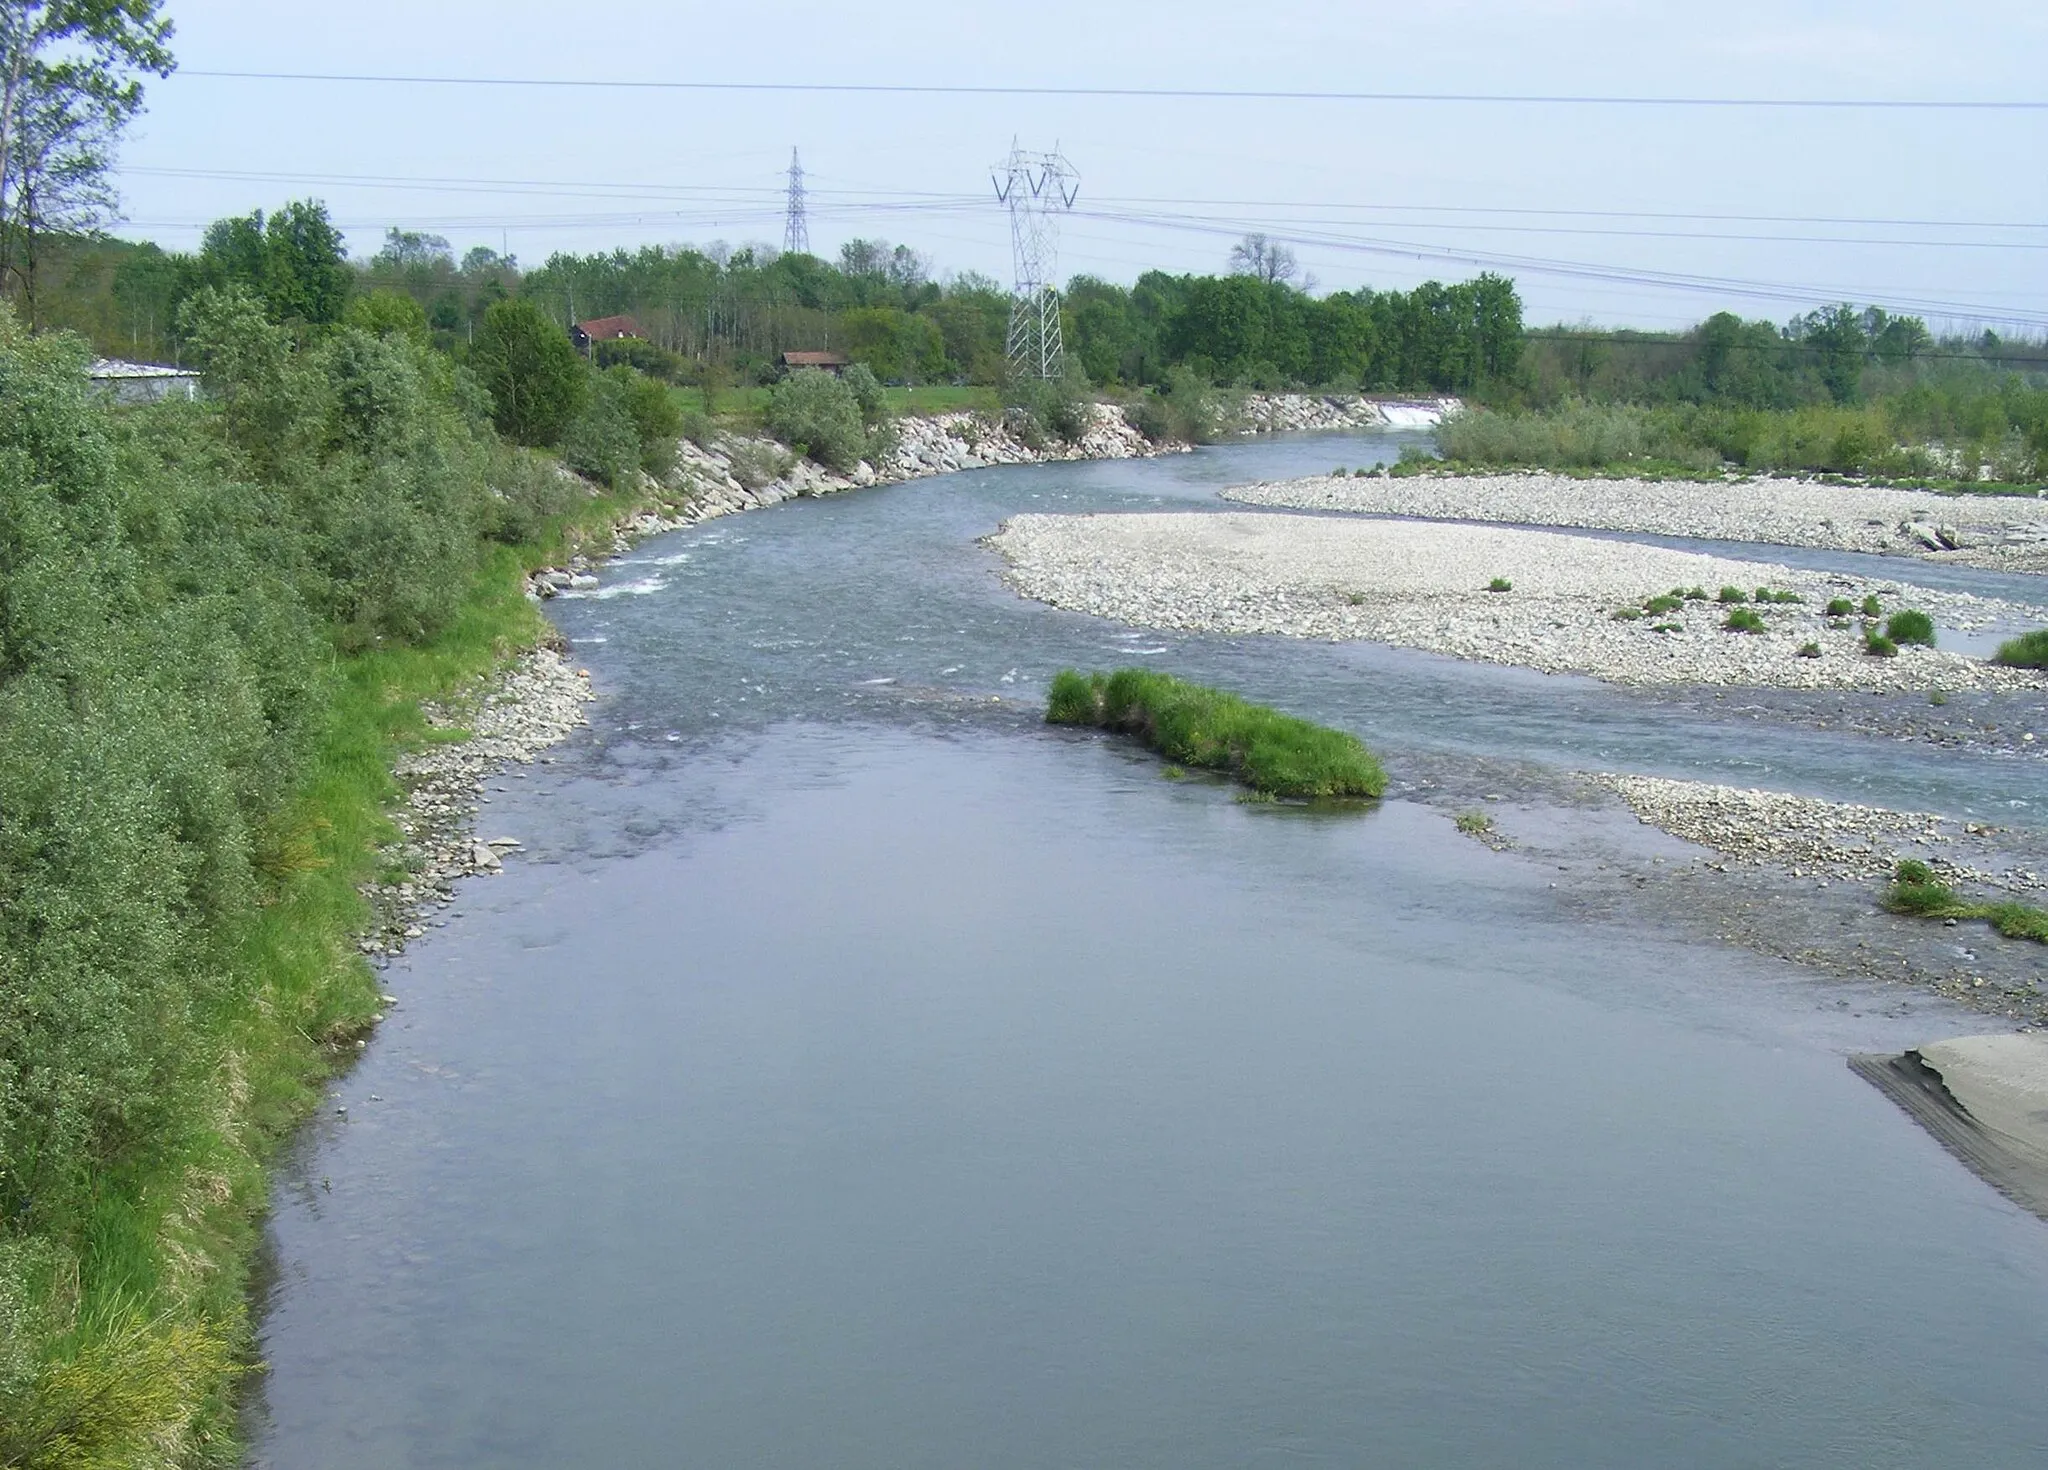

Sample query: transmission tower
[992,141,1079,380]
[783,147,810,257]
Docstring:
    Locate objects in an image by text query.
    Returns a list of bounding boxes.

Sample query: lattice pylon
[992,142,1079,380]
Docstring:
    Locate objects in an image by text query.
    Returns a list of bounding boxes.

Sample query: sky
[106,0,2048,333]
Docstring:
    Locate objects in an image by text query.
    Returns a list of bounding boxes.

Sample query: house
[571,315,645,353]
[89,358,201,405]
[780,350,848,375]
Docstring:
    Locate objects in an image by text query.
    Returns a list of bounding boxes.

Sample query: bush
[1643,594,1683,615]
[1797,641,1822,658]
[842,362,889,425]
[726,439,794,489]
[559,372,643,489]
[1864,631,1899,658]
[1487,577,1512,593]
[592,337,689,382]
[602,365,683,474]
[1045,668,1386,799]
[1885,609,1936,647]
[1128,367,1226,445]
[1992,630,2048,669]
[470,298,586,446]
[1005,374,1093,444]
[1717,586,1748,604]
[1825,597,1855,617]
[1723,607,1767,633]
[1861,594,1882,617]
[766,368,875,471]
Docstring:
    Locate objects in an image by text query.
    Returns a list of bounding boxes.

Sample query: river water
[247,434,2048,1468]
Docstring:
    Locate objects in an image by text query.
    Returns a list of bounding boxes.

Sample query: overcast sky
[110,0,2048,332]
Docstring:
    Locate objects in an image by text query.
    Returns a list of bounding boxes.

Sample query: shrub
[1723,607,1767,633]
[1754,588,1803,604]
[602,364,683,473]
[559,373,643,489]
[1824,597,1855,617]
[1486,577,1512,593]
[1455,811,1494,834]
[1679,586,1709,601]
[1717,586,1748,604]
[1045,668,1386,799]
[1864,631,1899,657]
[1643,594,1684,616]
[842,362,889,425]
[1611,606,1643,621]
[482,446,589,545]
[592,336,689,382]
[1797,642,1822,658]
[1992,630,2048,669]
[727,439,794,489]
[1861,594,1882,617]
[766,368,873,471]
[1006,375,1093,444]
[1885,609,1936,647]
[470,298,586,446]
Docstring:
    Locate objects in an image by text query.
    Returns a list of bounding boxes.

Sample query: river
[246,432,2048,1468]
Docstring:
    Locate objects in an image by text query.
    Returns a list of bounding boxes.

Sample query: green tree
[0,0,176,308]
[343,286,428,340]
[470,296,585,445]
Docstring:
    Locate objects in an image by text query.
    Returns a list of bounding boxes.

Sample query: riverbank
[1223,468,2048,569]
[989,511,2046,692]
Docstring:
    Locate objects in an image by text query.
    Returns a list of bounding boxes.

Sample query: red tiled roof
[576,315,644,340]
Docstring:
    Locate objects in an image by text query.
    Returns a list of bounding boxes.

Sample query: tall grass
[1883,860,2048,941]
[1047,669,1386,799]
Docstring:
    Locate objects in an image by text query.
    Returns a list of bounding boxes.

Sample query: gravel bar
[1223,470,2048,567]
[990,511,2045,691]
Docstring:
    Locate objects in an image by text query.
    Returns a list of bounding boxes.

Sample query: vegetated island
[1046,668,1386,800]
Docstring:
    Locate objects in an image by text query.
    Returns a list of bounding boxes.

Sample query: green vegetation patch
[1885,609,1936,647]
[1716,585,1748,604]
[1883,860,2048,942]
[1046,669,1387,800]
[1993,630,2048,669]
[1723,608,1767,634]
[1824,597,1855,617]
[1486,577,1513,593]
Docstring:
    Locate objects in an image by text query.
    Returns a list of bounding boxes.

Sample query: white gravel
[990,511,2045,691]
[1223,470,2048,567]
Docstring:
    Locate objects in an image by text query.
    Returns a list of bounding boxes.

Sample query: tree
[376,228,452,270]
[0,0,174,314]
[0,9,165,246]
[471,296,586,445]
[1228,232,1299,287]
[198,200,350,327]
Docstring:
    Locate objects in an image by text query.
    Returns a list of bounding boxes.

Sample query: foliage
[0,0,176,316]
[1861,594,1882,617]
[1045,668,1387,799]
[1863,630,1899,657]
[343,287,428,341]
[1825,597,1855,617]
[1717,586,1747,603]
[1126,366,1227,444]
[725,438,793,489]
[558,370,643,489]
[1885,610,1936,647]
[1883,861,2048,942]
[470,297,586,446]
[1454,811,1494,835]
[1991,630,2048,669]
[1486,577,1511,593]
[1004,373,1092,444]
[1723,608,1767,633]
[765,367,881,471]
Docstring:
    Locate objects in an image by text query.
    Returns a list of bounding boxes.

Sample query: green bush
[1991,630,2048,669]
[470,298,587,447]
[1487,577,1512,593]
[1861,594,1882,617]
[1797,641,1822,658]
[1885,609,1936,647]
[559,374,643,489]
[1642,594,1683,616]
[766,368,876,471]
[603,364,683,473]
[1864,631,1899,657]
[1717,586,1748,604]
[1045,669,1386,799]
[1825,597,1855,617]
[1723,607,1767,633]
[1005,374,1094,444]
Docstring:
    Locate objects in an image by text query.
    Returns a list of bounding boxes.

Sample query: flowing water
[247,434,2048,1468]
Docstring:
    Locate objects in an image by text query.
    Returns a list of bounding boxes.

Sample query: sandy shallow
[991,511,2045,691]
[1222,470,2048,567]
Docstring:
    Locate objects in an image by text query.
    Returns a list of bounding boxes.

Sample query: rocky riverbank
[1222,468,2048,569]
[989,510,2047,692]
[1234,394,1461,434]
[355,645,596,967]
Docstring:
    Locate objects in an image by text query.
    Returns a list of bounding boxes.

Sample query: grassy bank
[1884,861,2048,942]
[1046,669,1386,800]
[0,302,672,1466]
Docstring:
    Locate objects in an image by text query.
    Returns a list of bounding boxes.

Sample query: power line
[177,70,2048,110]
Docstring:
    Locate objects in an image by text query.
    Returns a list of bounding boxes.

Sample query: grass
[1885,609,1936,647]
[1486,577,1512,593]
[1992,630,2048,669]
[1861,594,1882,617]
[1864,631,1899,657]
[1454,811,1495,835]
[1824,597,1855,617]
[1754,587,1803,604]
[1716,585,1747,604]
[1883,860,2048,941]
[1046,669,1387,800]
[1797,641,1822,659]
[1723,607,1767,634]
